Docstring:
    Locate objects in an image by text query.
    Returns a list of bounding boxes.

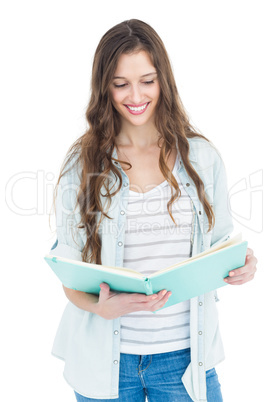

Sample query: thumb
[99,282,110,300]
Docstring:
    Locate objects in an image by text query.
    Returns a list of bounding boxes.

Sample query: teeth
[127,103,148,111]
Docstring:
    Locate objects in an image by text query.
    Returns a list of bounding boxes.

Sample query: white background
[1,1,267,401]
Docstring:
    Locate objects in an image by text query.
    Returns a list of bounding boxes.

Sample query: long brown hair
[51,19,215,264]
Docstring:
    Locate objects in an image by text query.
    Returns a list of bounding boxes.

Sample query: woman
[49,19,257,401]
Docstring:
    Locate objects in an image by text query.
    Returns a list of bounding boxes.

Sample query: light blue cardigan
[49,136,234,401]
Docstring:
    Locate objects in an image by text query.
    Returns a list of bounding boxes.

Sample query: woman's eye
[114,83,127,88]
[113,80,154,88]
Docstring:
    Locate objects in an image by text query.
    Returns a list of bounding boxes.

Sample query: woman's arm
[62,285,99,313]
[62,283,172,319]
[209,147,258,285]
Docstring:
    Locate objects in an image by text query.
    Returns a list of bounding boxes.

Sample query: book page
[47,254,144,279]
[148,233,243,278]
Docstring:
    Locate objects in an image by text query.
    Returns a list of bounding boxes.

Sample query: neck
[116,121,161,150]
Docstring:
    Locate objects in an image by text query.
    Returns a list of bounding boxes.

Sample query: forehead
[114,50,155,78]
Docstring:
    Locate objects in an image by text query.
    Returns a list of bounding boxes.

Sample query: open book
[44,233,247,310]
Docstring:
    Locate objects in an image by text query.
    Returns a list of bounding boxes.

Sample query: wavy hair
[51,19,215,264]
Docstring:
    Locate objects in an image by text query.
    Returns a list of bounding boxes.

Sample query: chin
[122,111,155,126]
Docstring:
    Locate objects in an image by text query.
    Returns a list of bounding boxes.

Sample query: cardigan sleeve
[210,151,234,247]
[49,155,85,262]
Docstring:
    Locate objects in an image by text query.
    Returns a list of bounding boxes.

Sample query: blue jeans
[75,348,223,402]
[74,348,223,401]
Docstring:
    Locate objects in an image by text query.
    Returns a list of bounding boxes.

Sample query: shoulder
[55,151,83,216]
[60,151,82,187]
[187,136,223,170]
[186,136,227,194]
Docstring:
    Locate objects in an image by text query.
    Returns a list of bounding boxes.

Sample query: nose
[129,84,143,104]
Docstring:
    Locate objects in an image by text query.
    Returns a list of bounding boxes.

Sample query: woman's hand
[95,282,172,320]
[224,247,258,285]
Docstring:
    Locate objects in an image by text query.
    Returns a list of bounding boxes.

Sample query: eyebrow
[113,71,157,79]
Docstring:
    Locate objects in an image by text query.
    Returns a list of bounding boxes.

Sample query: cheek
[151,83,161,101]
[110,89,124,105]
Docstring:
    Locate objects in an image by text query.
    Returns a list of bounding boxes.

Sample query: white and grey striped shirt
[120,154,194,355]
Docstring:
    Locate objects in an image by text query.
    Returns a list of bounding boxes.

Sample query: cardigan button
[198,331,203,335]
[199,302,203,306]
[186,183,190,187]
[123,182,128,187]
[118,241,123,247]
[113,360,118,365]
[199,362,203,366]
[120,210,125,215]
[114,330,119,335]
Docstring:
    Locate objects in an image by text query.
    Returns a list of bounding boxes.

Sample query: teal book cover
[44,234,248,310]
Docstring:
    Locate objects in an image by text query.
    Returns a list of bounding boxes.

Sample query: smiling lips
[124,102,150,115]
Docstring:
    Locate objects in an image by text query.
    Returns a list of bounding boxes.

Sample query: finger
[151,292,172,310]
[99,282,110,292]
[226,268,246,279]
[130,291,172,313]
[129,289,168,303]
[228,264,251,278]
[224,274,247,284]
[228,255,258,278]
[156,289,169,300]
[150,290,172,307]
[246,254,258,266]
[127,292,156,303]
[246,247,253,257]
[98,282,111,302]
[225,273,255,285]
[149,289,169,303]
[224,268,256,284]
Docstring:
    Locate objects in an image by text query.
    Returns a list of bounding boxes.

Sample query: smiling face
[109,50,161,128]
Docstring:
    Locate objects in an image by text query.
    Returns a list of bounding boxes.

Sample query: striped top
[120,154,194,355]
